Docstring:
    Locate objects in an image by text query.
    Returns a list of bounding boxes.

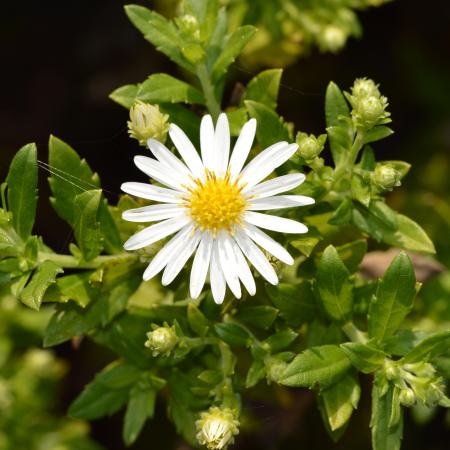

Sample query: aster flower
[121,113,314,304]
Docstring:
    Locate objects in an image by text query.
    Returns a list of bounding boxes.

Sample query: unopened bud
[355,96,385,125]
[176,15,200,39]
[320,25,347,53]
[196,406,239,450]
[297,133,325,162]
[128,101,169,146]
[351,78,380,99]
[399,387,416,406]
[145,324,178,356]
[373,165,401,191]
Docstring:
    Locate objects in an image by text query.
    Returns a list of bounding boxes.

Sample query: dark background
[1,0,450,448]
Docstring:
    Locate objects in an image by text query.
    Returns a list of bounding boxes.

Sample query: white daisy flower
[121,113,314,304]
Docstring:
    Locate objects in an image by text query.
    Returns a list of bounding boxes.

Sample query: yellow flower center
[186,170,247,234]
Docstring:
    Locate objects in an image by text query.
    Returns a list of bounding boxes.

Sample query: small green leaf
[263,329,298,353]
[351,173,371,206]
[6,143,38,240]
[226,108,248,137]
[48,135,100,226]
[124,5,193,72]
[98,201,123,254]
[137,74,205,104]
[245,100,291,149]
[214,322,251,347]
[368,252,416,343]
[20,260,63,310]
[401,331,450,364]
[109,84,139,109]
[325,82,350,127]
[74,189,103,261]
[246,360,266,388]
[243,69,282,110]
[187,303,210,337]
[266,282,316,327]
[334,239,367,273]
[320,373,360,431]
[279,345,351,388]
[329,199,353,226]
[363,126,394,145]
[211,25,256,81]
[371,379,403,450]
[316,245,353,323]
[69,362,140,420]
[289,226,323,257]
[340,342,386,373]
[234,305,278,330]
[123,384,157,446]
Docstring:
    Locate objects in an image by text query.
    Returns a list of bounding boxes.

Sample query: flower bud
[355,96,386,125]
[351,78,380,99]
[297,133,325,162]
[128,101,169,146]
[373,165,401,191]
[145,324,178,356]
[320,25,347,53]
[399,387,416,407]
[176,15,200,39]
[196,406,239,450]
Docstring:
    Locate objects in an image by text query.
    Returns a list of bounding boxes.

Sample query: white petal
[134,156,188,191]
[190,233,213,299]
[244,211,308,234]
[210,241,226,304]
[161,231,201,285]
[121,182,183,203]
[147,139,192,180]
[245,173,306,199]
[228,118,256,178]
[247,195,315,211]
[143,225,193,280]
[233,230,278,285]
[123,215,190,251]
[218,234,241,299]
[214,113,230,175]
[122,204,184,222]
[169,124,204,178]
[200,115,215,170]
[230,239,256,295]
[241,143,298,190]
[243,223,293,265]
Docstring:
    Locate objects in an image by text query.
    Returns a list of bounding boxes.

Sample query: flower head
[196,406,239,450]
[145,323,178,356]
[121,113,314,304]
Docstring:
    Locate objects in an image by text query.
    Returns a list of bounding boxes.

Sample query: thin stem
[38,252,136,269]
[196,63,221,120]
[342,321,368,344]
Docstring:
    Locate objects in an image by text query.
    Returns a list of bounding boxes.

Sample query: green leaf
[245,100,291,149]
[246,360,265,388]
[266,282,316,327]
[363,126,394,145]
[124,5,193,72]
[214,322,251,347]
[234,305,278,330]
[316,245,353,323]
[340,342,386,373]
[263,329,298,353]
[211,25,256,81]
[279,345,351,388]
[20,260,63,310]
[371,380,403,450]
[289,226,323,257]
[48,135,100,226]
[98,201,123,254]
[320,373,360,431]
[329,199,353,225]
[69,362,140,420]
[226,108,248,137]
[137,74,204,104]
[187,303,210,337]
[243,69,282,110]
[401,331,450,364]
[109,84,139,109]
[325,82,352,166]
[334,239,367,273]
[368,252,416,343]
[123,383,157,445]
[351,173,371,206]
[74,189,103,261]
[6,143,38,240]
[160,103,201,148]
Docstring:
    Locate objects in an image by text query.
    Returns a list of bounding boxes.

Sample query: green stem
[342,322,368,344]
[196,63,221,120]
[38,252,135,269]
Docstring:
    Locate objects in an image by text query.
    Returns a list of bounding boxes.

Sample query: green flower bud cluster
[145,323,178,357]
[128,101,170,146]
[296,132,327,163]
[345,78,391,129]
[383,360,450,408]
[195,406,239,450]
[174,13,205,64]
[372,164,402,191]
